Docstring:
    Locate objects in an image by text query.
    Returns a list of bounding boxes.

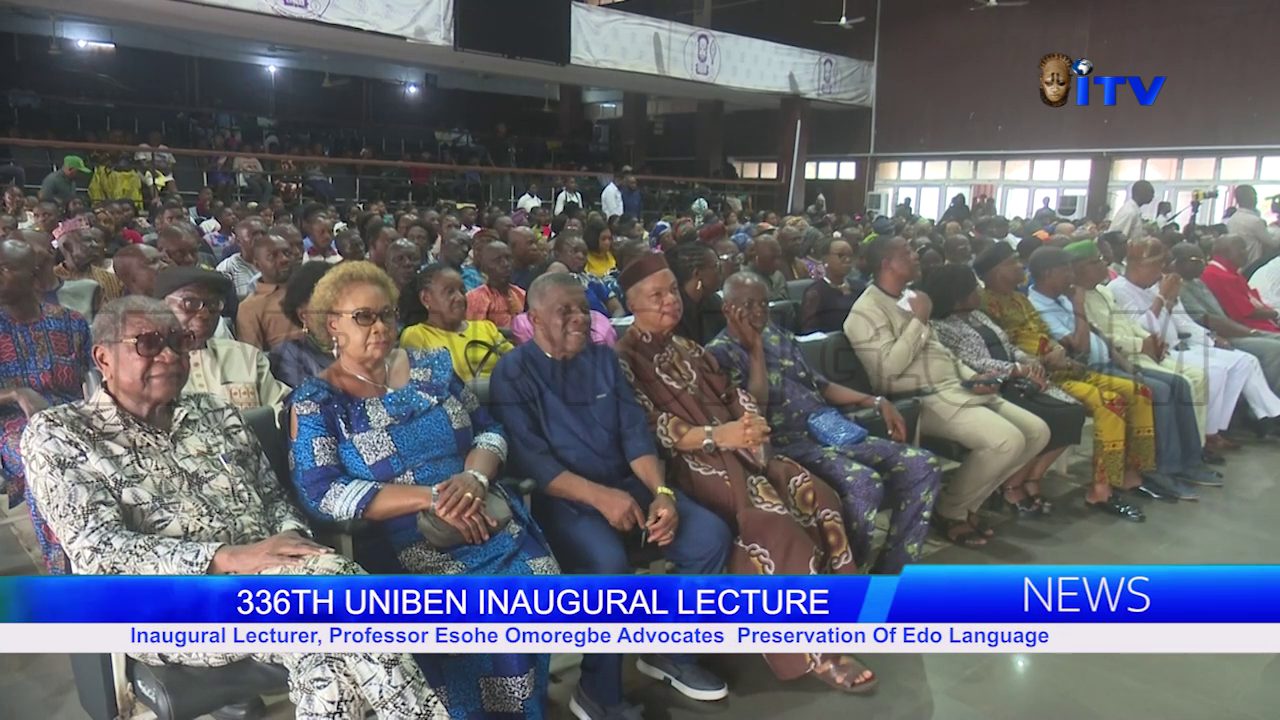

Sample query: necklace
[339,357,392,390]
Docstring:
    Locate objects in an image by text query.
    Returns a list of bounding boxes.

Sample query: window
[924,161,948,180]
[1062,159,1091,182]
[1109,190,1127,218]
[733,162,746,178]
[1181,157,1216,180]
[1060,189,1087,218]
[1003,187,1030,217]
[1112,158,1142,182]
[918,187,941,222]
[950,161,974,180]
[976,160,1002,179]
[838,161,857,180]
[877,161,899,181]
[1260,157,1280,181]
[818,161,838,180]
[1032,189,1058,217]
[896,186,918,210]
[1004,159,1031,181]
[805,161,818,180]
[759,162,778,180]
[945,186,970,210]
[899,161,923,180]
[1032,159,1061,182]
[1144,158,1177,181]
[1220,156,1257,180]
[741,162,760,179]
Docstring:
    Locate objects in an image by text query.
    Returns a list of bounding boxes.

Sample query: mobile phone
[961,377,1002,390]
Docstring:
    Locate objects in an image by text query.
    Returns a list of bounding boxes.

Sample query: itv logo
[1039,53,1166,108]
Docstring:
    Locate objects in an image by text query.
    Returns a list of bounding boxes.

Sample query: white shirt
[601,182,623,219]
[516,193,542,212]
[1248,255,1280,310]
[553,190,583,217]
[1110,199,1147,241]
[1226,207,1277,267]
[1107,276,1211,348]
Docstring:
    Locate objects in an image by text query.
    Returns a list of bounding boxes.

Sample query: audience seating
[786,279,813,304]
[797,331,923,444]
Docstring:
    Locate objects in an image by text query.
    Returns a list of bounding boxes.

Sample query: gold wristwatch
[655,485,676,500]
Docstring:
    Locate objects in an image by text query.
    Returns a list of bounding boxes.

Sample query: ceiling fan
[814,0,865,28]
[970,0,1031,10]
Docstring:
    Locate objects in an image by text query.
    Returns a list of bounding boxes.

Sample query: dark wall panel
[875,0,1280,154]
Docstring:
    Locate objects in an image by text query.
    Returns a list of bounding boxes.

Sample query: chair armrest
[497,476,537,497]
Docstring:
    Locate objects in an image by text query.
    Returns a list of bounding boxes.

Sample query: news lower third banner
[3,566,1280,654]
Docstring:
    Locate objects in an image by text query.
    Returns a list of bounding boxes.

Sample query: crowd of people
[3,161,1280,719]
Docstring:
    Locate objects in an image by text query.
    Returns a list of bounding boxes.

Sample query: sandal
[967,513,996,537]
[1000,484,1042,515]
[1023,479,1053,515]
[812,655,878,694]
[932,515,987,547]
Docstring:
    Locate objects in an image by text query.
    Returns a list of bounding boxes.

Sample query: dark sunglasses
[332,307,399,327]
[120,329,198,358]
[175,296,224,315]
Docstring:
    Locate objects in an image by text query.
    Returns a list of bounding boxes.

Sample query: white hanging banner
[181,0,454,46]
[570,4,873,106]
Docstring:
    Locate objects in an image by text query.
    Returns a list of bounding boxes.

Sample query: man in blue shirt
[490,273,730,720]
[620,172,643,219]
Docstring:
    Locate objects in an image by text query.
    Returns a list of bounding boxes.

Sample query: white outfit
[1227,206,1278,267]
[1110,198,1147,241]
[516,193,542,212]
[601,182,623,219]
[1248,255,1280,311]
[553,189,583,216]
[1109,276,1280,432]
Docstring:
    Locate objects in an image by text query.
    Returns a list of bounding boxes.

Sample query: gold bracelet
[654,485,676,500]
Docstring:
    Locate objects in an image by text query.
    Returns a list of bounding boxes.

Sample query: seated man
[746,234,789,301]
[491,273,731,718]
[22,296,445,719]
[1247,251,1280,311]
[53,228,124,302]
[707,272,942,573]
[1174,241,1280,392]
[216,218,268,300]
[846,235,1052,545]
[1199,234,1280,334]
[153,265,291,412]
[1110,237,1280,442]
[466,240,525,330]
[236,232,304,351]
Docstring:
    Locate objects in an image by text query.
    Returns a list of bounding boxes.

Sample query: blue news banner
[4,566,1280,654]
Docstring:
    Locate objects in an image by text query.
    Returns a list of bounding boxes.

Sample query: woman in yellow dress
[400,263,512,381]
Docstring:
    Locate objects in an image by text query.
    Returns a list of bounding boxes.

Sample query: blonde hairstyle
[307,261,400,348]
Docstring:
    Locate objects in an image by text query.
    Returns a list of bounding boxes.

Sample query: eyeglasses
[332,307,399,327]
[119,329,198,358]
[174,296,224,315]
[718,253,742,264]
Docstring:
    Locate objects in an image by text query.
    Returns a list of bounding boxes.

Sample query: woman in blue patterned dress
[289,262,557,720]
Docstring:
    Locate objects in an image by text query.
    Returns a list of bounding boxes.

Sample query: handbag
[806,406,869,447]
[417,488,513,549]
[1002,377,1043,398]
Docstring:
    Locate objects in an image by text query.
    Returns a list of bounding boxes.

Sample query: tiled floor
[5,436,1280,720]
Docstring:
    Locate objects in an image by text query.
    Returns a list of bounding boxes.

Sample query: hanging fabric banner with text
[181,0,454,47]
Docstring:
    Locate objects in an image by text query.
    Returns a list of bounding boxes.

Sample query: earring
[697,280,703,291]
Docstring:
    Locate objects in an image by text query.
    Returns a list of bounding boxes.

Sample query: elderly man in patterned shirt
[22,295,445,720]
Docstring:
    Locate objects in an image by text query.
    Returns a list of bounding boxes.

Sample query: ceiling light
[406,83,419,95]
[267,65,278,74]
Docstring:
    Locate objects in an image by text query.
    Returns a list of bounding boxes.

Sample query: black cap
[152,266,233,300]
[972,242,1016,278]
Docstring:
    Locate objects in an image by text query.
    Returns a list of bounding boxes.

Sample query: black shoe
[1136,475,1179,503]
[1202,450,1227,466]
[1087,497,1146,522]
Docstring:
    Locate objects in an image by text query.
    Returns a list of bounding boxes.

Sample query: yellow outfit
[399,320,513,381]
[982,289,1156,487]
[88,166,144,210]
[585,250,616,279]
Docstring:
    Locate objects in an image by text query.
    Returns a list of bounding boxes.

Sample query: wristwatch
[654,485,676,500]
[872,396,886,414]
[463,469,490,490]
[701,425,717,453]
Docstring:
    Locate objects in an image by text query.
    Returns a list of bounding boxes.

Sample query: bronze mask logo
[1039,53,1072,107]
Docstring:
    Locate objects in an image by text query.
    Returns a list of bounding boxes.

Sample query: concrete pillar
[694,100,724,177]
[776,96,811,213]
[1086,154,1113,224]
[559,84,584,140]
[622,92,648,168]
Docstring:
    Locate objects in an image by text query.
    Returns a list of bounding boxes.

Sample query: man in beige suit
[845,235,1051,547]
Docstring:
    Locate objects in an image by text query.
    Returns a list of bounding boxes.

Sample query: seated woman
[0,239,92,514]
[154,266,291,413]
[400,263,513,381]
[614,253,877,694]
[921,264,1090,515]
[289,261,557,720]
[269,260,334,389]
[667,241,726,345]
[583,216,617,279]
[800,236,866,334]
